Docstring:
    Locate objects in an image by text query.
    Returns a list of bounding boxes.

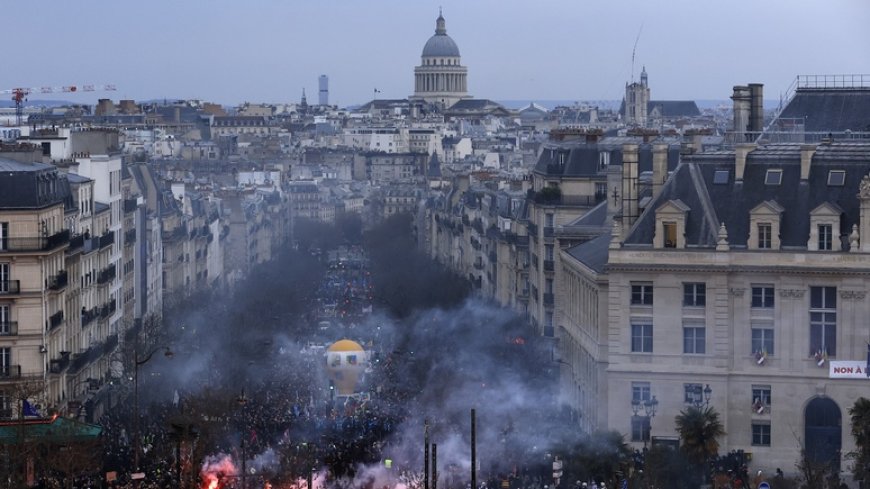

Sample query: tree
[674,406,725,482]
[850,397,870,487]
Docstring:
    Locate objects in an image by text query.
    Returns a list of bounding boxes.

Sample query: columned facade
[411,12,471,109]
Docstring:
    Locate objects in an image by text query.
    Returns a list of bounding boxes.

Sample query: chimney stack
[734,143,756,182]
[800,144,816,181]
[749,83,764,134]
[621,144,640,236]
[652,143,669,201]
[732,86,752,141]
[859,174,870,252]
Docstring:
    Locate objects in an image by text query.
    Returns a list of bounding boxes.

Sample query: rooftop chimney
[734,143,756,182]
[621,144,639,237]
[749,83,764,134]
[731,86,752,142]
[652,143,669,201]
[800,144,816,181]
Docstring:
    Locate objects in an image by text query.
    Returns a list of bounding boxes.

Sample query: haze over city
[3,0,869,106]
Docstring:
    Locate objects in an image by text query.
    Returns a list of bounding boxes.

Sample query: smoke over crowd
[119,213,590,489]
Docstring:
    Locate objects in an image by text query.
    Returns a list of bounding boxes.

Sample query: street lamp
[237,389,249,489]
[631,395,658,447]
[690,384,713,409]
[133,346,173,480]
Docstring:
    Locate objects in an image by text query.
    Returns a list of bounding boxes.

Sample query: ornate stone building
[411,11,470,110]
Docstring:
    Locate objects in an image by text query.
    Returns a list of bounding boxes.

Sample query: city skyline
[2,0,869,107]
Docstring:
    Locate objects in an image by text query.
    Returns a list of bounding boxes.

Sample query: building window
[663,222,677,248]
[810,286,837,356]
[764,169,782,185]
[751,327,775,355]
[631,416,651,442]
[818,224,833,251]
[0,222,7,251]
[0,347,9,376]
[595,183,607,202]
[545,213,554,228]
[683,283,706,307]
[632,382,651,402]
[751,285,775,308]
[683,326,706,354]
[631,323,653,353]
[0,264,8,293]
[758,223,772,249]
[827,170,845,186]
[752,385,772,409]
[631,284,653,305]
[684,383,704,405]
[599,151,610,169]
[0,305,8,335]
[713,170,730,184]
[752,423,771,446]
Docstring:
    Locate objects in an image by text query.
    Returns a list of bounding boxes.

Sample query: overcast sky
[4,0,868,107]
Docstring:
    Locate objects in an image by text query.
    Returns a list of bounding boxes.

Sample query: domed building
[411,10,471,109]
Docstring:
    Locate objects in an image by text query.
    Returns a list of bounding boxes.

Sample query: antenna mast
[631,24,644,83]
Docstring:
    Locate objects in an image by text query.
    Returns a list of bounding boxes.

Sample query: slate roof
[649,100,701,117]
[0,158,72,209]
[774,88,870,133]
[533,142,680,178]
[447,99,506,111]
[565,232,612,273]
[624,142,870,248]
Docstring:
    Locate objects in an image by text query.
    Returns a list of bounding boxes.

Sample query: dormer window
[663,222,677,248]
[764,169,782,185]
[758,223,772,249]
[818,224,833,251]
[654,200,690,249]
[749,201,784,250]
[599,151,610,170]
[808,202,843,251]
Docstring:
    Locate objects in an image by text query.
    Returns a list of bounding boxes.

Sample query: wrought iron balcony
[48,310,64,331]
[98,231,115,249]
[0,321,18,336]
[81,307,99,327]
[0,365,22,379]
[0,230,70,253]
[97,264,116,285]
[48,270,68,291]
[0,280,20,295]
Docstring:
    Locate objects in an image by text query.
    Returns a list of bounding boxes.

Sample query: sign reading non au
[829,361,869,379]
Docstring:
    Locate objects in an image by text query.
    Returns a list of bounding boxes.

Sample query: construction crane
[0,84,117,125]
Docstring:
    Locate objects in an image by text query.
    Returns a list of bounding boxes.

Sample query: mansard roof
[623,142,870,249]
[533,141,680,178]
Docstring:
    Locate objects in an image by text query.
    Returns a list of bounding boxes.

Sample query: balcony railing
[48,270,68,291]
[103,333,119,355]
[68,234,85,252]
[49,353,70,374]
[0,322,18,336]
[69,347,100,374]
[81,307,99,327]
[48,310,64,331]
[0,280,20,295]
[0,365,22,379]
[0,230,70,253]
[98,231,115,249]
[97,264,116,285]
[99,299,117,319]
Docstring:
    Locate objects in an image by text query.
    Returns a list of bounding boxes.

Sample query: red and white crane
[0,84,117,125]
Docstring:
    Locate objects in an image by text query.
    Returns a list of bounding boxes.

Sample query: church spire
[435,9,446,35]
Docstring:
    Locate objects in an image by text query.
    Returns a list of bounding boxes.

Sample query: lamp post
[237,389,249,489]
[133,346,173,481]
[630,395,658,448]
[690,384,712,409]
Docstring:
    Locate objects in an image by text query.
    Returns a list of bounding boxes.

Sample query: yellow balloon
[326,340,367,396]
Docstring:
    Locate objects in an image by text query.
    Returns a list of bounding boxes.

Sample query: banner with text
[829,360,870,379]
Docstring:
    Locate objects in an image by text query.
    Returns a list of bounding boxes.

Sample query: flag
[22,399,40,417]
